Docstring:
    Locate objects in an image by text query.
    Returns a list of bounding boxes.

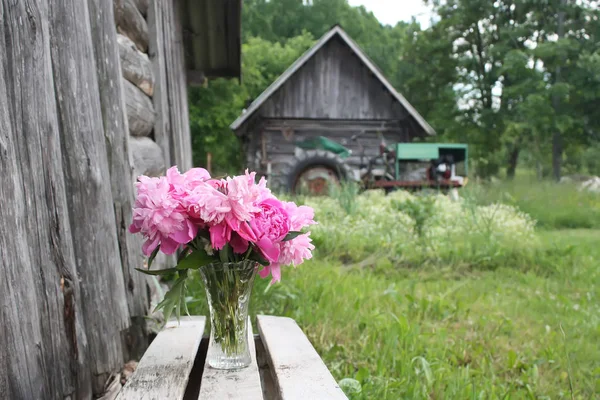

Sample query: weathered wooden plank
[48,0,132,393]
[162,0,193,170]
[260,37,407,120]
[198,318,263,400]
[147,0,171,165]
[116,316,206,400]
[124,78,156,136]
[87,0,150,361]
[132,0,149,16]
[0,1,93,398]
[262,118,404,131]
[257,316,348,400]
[130,136,166,177]
[115,0,149,52]
[118,33,155,96]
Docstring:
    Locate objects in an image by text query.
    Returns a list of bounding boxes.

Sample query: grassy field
[462,178,600,230]
[187,186,600,399]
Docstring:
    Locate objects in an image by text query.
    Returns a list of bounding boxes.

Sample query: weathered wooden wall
[260,37,409,120]
[245,119,410,185]
[0,0,193,397]
[0,2,92,398]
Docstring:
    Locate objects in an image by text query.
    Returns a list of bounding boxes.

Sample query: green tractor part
[295,136,351,159]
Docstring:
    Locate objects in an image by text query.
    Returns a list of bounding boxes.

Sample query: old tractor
[289,134,468,195]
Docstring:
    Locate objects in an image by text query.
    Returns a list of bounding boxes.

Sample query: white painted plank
[117,316,206,400]
[257,316,348,400]
[198,318,263,400]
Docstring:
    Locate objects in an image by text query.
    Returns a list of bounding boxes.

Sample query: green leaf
[147,246,160,269]
[177,250,214,270]
[283,231,303,241]
[135,267,178,276]
[154,275,187,323]
[177,246,191,262]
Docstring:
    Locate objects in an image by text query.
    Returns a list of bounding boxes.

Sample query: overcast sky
[347,0,436,28]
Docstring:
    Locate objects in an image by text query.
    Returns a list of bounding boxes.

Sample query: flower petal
[160,237,180,255]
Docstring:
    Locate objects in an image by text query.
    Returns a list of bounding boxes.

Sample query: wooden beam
[130,136,166,177]
[87,0,149,361]
[116,317,206,400]
[114,0,149,52]
[162,0,193,170]
[0,2,92,397]
[147,0,171,165]
[132,0,149,16]
[257,316,348,399]
[118,34,154,96]
[49,0,131,393]
[124,78,155,137]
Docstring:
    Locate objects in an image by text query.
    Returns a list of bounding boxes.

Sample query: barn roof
[182,0,241,82]
[230,25,435,135]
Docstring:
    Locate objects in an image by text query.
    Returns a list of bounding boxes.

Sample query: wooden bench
[116,315,348,399]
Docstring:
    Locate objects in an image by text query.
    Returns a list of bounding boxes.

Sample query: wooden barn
[0,0,240,398]
[231,25,435,192]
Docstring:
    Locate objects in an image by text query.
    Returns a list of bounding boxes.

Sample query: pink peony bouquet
[129,166,315,321]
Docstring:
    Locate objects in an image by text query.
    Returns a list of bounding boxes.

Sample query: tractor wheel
[279,149,353,195]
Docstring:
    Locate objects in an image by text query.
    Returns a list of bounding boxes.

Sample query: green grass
[462,179,600,230]
[187,229,600,399]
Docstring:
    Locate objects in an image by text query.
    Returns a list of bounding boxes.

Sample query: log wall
[0,0,193,398]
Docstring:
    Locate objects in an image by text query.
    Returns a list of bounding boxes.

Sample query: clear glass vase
[198,260,258,370]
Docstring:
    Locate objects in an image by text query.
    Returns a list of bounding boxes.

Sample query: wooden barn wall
[248,119,412,182]
[259,37,409,120]
[0,0,193,398]
[148,0,192,171]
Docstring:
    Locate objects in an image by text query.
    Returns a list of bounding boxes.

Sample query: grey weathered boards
[116,316,348,399]
[256,316,348,400]
[116,317,206,400]
[231,25,435,191]
[0,2,92,397]
[0,0,241,398]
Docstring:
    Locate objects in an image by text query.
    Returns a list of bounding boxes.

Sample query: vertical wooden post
[48,0,131,392]
[163,0,193,170]
[87,0,150,361]
[0,1,92,398]
[147,0,172,167]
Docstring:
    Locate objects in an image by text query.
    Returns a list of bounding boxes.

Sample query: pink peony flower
[229,232,249,254]
[223,170,262,229]
[278,233,315,266]
[283,202,316,231]
[239,197,291,261]
[260,232,314,283]
[184,182,231,225]
[259,264,282,283]
[129,175,197,256]
[208,222,231,250]
[166,166,210,195]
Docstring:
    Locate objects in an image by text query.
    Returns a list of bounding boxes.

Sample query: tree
[190,0,599,179]
[189,33,315,174]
